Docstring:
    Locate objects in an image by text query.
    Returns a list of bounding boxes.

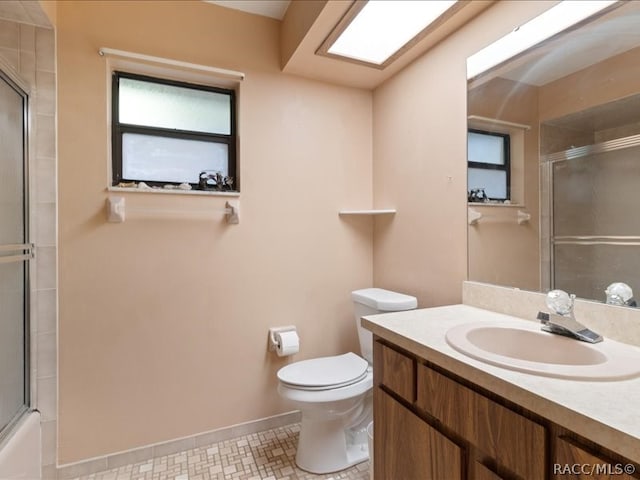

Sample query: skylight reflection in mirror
[467,0,617,80]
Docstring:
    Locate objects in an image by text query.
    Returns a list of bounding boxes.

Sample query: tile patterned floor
[72,424,370,480]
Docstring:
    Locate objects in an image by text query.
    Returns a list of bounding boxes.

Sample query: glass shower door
[0,69,31,437]
[552,140,640,301]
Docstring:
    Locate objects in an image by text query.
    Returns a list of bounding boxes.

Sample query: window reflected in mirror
[467,129,510,202]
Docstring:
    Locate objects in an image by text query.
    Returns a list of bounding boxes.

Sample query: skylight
[467,0,617,79]
[327,0,458,66]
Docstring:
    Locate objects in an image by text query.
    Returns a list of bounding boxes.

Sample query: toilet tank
[352,288,418,363]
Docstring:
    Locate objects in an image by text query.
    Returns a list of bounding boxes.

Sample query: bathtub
[0,411,41,479]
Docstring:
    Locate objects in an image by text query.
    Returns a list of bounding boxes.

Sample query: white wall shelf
[338,209,396,216]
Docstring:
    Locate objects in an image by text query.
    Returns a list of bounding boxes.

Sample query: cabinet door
[374,388,463,480]
[417,363,546,479]
[554,437,638,480]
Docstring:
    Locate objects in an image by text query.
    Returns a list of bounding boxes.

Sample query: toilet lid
[277,352,368,389]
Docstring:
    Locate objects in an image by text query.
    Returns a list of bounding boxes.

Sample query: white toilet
[277,288,417,474]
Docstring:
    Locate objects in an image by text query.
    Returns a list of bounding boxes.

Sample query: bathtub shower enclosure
[0,11,57,478]
[0,67,32,442]
[541,94,640,302]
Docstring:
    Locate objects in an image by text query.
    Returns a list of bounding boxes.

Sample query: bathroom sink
[445,321,640,381]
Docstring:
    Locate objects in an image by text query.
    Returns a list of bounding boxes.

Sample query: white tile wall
[0,9,57,478]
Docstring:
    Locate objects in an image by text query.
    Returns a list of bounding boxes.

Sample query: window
[467,129,510,201]
[111,71,237,190]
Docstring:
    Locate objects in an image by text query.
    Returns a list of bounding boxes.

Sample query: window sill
[107,186,240,197]
[467,202,524,208]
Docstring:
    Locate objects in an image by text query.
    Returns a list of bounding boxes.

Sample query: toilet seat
[278,352,368,391]
[278,368,373,404]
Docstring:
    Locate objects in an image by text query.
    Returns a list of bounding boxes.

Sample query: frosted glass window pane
[119,78,231,134]
[468,131,505,165]
[468,168,507,199]
[123,134,228,184]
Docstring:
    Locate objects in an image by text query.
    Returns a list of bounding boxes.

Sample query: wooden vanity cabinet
[374,339,640,480]
[375,340,543,479]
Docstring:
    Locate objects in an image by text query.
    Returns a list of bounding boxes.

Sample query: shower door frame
[0,64,32,444]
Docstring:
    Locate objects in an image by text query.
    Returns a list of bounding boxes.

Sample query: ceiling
[203,0,494,89]
[204,0,291,20]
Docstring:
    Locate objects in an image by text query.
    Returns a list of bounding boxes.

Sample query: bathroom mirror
[467,1,640,306]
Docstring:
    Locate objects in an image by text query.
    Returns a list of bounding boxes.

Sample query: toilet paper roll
[275,330,299,357]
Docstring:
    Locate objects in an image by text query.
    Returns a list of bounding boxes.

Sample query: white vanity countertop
[362,304,640,463]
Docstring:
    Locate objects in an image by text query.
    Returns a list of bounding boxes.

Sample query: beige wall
[371,1,554,306]
[57,0,373,464]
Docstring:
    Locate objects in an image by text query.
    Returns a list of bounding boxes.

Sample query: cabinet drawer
[378,342,415,402]
[416,363,546,479]
[554,437,638,479]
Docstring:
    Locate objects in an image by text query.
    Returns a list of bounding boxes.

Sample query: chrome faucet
[537,290,603,343]
[605,282,637,307]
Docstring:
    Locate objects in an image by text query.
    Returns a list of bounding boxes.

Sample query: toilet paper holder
[268,325,297,352]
